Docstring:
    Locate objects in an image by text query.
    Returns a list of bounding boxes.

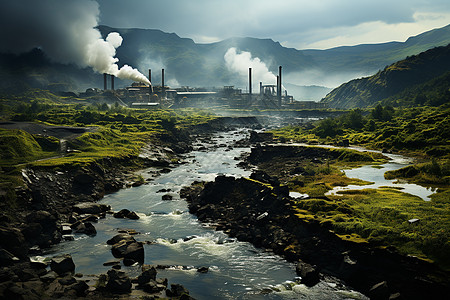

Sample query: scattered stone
[105,269,131,294]
[137,267,157,285]
[50,254,75,275]
[40,271,58,283]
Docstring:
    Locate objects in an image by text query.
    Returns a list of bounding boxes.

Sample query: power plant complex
[97,67,327,109]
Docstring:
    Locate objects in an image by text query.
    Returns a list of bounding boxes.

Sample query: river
[43,129,372,299]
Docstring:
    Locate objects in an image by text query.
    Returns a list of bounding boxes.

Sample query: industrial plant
[94,67,327,109]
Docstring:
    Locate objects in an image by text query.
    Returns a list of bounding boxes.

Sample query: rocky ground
[180,142,450,300]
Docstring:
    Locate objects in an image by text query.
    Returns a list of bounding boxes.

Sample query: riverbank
[181,143,450,299]
[0,116,261,299]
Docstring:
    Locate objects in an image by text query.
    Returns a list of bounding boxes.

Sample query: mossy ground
[267,105,449,267]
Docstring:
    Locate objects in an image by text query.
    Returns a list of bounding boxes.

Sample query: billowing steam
[224,47,277,87]
[0,0,149,85]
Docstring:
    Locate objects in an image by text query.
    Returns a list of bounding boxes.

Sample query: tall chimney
[161,68,165,101]
[260,82,263,95]
[103,73,107,90]
[249,68,252,95]
[278,66,282,107]
[148,69,153,96]
[110,75,115,91]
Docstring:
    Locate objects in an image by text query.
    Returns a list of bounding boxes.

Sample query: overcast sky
[96,0,450,49]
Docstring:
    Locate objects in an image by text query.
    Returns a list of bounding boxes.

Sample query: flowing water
[43,130,378,299]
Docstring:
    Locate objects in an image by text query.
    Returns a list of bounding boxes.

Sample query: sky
[96,0,450,49]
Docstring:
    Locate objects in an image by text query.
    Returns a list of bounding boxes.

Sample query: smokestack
[161,68,165,100]
[278,66,282,107]
[249,68,252,95]
[103,73,107,90]
[148,69,151,83]
[260,82,263,95]
[110,75,115,91]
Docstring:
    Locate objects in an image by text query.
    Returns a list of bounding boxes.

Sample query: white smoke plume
[0,0,150,85]
[224,47,277,88]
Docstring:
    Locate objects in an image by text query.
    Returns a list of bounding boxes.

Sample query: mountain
[1,24,450,97]
[320,44,450,108]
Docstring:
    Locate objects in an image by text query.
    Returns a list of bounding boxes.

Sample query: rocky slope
[321,44,450,108]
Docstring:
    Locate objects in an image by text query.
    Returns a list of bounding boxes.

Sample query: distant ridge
[320,44,450,108]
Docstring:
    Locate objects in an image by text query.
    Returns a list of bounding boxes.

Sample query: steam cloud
[224,47,278,88]
[0,0,150,85]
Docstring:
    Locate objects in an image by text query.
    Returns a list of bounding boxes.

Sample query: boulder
[111,237,144,263]
[50,254,75,275]
[72,202,110,215]
[113,209,140,220]
[162,194,173,201]
[72,222,97,236]
[296,260,320,287]
[69,280,89,297]
[138,267,157,285]
[107,234,135,245]
[105,269,131,294]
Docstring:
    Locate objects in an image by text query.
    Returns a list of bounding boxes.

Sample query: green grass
[292,188,450,269]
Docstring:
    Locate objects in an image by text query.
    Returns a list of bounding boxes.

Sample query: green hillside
[321,44,450,108]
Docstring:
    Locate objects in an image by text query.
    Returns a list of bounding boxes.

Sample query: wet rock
[50,254,75,275]
[197,267,209,273]
[110,235,144,263]
[162,194,173,200]
[72,202,110,215]
[250,170,280,186]
[113,209,140,220]
[107,233,135,245]
[72,222,97,236]
[105,269,131,294]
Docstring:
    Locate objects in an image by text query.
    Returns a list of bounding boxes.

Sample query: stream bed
[43,130,426,299]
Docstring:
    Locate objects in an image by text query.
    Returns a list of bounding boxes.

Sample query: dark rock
[295,260,320,287]
[111,237,144,263]
[197,266,209,273]
[142,280,164,293]
[250,170,280,186]
[40,271,58,283]
[162,194,173,201]
[74,172,96,184]
[123,258,138,266]
[0,248,19,266]
[113,209,140,219]
[0,227,27,258]
[70,280,89,297]
[72,222,97,236]
[138,267,157,285]
[107,233,135,245]
[106,269,131,294]
[50,254,75,275]
[167,283,190,297]
[369,281,390,300]
[72,202,110,215]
